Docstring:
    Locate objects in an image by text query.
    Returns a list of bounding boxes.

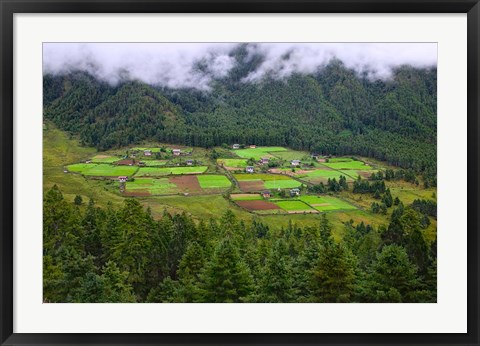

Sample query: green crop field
[85,164,138,177]
[131,147,161,152]
[298,195,357,212]
[264,179,302,189]
[197,175,231,189]
[142,160,168,166]
[274,200,316,212]
[135,166,208,176]
[233,146,287,160]
[322,160,372,170]
[300,169,356,182]
[66,163,138,177]
[230,194,263,201]
[328,157,353,163]
[234,173,292,181]
[125,178,178,195]
[217,159,248,168]
[270,150,308,161]
[91,155,121,163]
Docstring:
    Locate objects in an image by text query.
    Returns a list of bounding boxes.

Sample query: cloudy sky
[43,43,437,90]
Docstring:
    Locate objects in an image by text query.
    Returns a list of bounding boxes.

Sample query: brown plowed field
[238,180,265,192]
[115,159,135,165]
[169,175,202,192]
[236,200,280,211]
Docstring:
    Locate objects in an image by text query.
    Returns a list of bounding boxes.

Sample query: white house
[118,176,128,183]
[144,150,152,156]
[173,149,181,156]
[232,144,240,149]
[246,166,254,173]
[291,160,301,166]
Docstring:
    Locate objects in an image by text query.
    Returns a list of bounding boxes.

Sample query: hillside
[43,50,437,174]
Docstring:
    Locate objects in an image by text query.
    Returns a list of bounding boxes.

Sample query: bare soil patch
[236,200,280,211]
[231,193,257,199]
[170,175,202,192]
[115,159,135,165]
[238,181,265,192]
[310,203,330,207]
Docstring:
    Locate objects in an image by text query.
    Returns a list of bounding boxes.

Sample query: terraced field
[135,166,208,177]
[67,163,138,177]
[298,195,357,212]
[232,146,287,160]
[233,173,302,192]
[197,175,231,189]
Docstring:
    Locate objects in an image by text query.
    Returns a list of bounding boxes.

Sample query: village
[64,142,379,215]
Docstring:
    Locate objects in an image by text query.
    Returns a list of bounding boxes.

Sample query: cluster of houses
[143,148,182,157]
[261,188,300,199]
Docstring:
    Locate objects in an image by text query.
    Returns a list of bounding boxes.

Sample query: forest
[44,185,436,303]
[43,44,437,177]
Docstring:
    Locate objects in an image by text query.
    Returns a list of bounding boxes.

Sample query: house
[260,157,269,164]
[173,149,181,156]
[85,160,92,164]
[249,145,256,149]
[290,188,300,197]
[186,159,193,166]
[246,166,254,173]
[232,144,240,149]
[291,159,301,166]
[118,176,128,183]
[262,190,271,198]
[144,150,152,156]
[311,153,319,160]
[138,161,146,167]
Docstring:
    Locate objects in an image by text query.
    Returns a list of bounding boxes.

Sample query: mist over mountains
[43,43,437,173]
[43,43,437,89]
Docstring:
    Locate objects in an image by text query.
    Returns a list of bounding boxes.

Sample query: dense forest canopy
[43,44,437,173]
[44,185,436,303]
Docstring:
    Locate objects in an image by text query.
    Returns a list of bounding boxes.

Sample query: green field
[125,178,178,195]
[135,166,208,176]
[67,163,138,177]
[270,150,308,161]
[142,160,168,166]
[217,158,248,168]
[197,175,232,189]
[91,155,121,163]
[298,195,357,212]
[328,157,353,163]
[234,173,292,181]
[230,194,263,201]
[322,160,372,170]
[264,179,302,189]
[131,147,161,152]
[233,146,287,160]
[274,200,316,212]
[300,169,357,182]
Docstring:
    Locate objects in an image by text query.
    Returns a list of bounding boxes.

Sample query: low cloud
[43,42,437,89]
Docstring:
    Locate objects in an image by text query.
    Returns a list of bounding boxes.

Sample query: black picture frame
[1,1,479,345]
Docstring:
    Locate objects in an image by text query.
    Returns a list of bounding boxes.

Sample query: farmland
[217,158,249,168]
[67,163,138,177]
[232,146,287,160]
[233,173,303,191]
[47,123,436,240]
[135,166,208,176]
[197,175,232,189]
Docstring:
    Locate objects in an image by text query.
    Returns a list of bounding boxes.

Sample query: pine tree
[199,238,253,303]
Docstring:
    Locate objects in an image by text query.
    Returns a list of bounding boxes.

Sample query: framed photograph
[1,0,479,345]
